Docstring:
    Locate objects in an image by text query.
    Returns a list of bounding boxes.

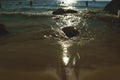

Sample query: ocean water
[0,0,120,80]
[0,0,110,12]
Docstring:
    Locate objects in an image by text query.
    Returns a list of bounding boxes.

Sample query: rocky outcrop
[104,0,120,14]
[62,27,79,38]
[52,8,78,15]
[0,1,1,8]
[0,4,1,8]
[0,23,8,35]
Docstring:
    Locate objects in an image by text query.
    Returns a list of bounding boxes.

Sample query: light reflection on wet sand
[0,9,120,80]
[58,40,72,66]
[58,40,80,80]
[52,8,93,80]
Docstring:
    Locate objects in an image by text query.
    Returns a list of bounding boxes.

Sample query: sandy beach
[0,8,120,80]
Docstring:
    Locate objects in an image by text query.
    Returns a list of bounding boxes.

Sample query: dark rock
[62,27,79,38]
[104,0,120,14]
[52,8,64,15]
[0,1,1,8]
[52,8,78,15]
[0,4,1,8]
[0,23,8,35]
[65,9,78,13]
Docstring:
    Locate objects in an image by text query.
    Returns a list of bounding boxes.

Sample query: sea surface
[0,0,120,80]
[0,0,109,12]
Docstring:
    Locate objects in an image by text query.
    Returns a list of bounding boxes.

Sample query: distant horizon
[57,0,111,1]
[76,0,111,1]
[0,0,112,1]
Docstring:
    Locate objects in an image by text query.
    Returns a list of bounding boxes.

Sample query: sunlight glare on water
[65,0,75,4]
[58,40,72,66]
[55,14,81,27]
[59,0,76,6]
[52,9,95,67]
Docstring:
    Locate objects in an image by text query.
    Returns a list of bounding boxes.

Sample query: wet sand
[0,39,61,80]
[80,66,120,80]
[0,38,120,80]
[0,11,120,80]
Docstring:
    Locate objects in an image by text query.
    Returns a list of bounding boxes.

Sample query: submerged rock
[62,27,79,38]
[52,8,78,15]
[104,0,120,14]
[0,23,8,35]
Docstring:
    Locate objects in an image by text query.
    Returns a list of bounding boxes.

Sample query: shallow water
[0,9,120,80]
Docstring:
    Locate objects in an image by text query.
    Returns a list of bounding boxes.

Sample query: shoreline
[0,9,120,80]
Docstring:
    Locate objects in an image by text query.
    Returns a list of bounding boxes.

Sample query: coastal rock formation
[0,24,8,35]
[0,1,1,8]
[104,0,120,14]
[0,4,1,8]
[52,8,78,15]
[62,27,79,38]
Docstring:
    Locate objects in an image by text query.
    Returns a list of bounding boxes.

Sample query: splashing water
[51,11,95,41]
[50,10,95,80]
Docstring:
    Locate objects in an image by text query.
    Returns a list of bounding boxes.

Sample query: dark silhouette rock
[62,27,79,38]
[52,8,78,15]
[65,9,78,13]
[0,24,8,35]
[104,0,120,14]
[0,0,1,8]
[0,3,1,8]
[0,4,1,8]
[52,8,64,15]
